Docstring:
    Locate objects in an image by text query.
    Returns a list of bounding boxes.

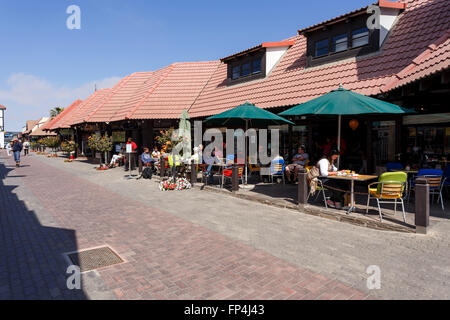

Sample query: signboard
[126,144,132,153]
[112,131,126,143]
[403,113,450,125]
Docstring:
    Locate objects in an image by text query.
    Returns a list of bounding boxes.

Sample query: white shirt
[318,158,338,177]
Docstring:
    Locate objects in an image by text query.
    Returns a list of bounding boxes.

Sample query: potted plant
[41,136,60,157]
[87,134,113,170]
[61,140,78,162]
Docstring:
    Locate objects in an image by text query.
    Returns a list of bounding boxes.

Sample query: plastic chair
[270,159,285,184]
[366,172,408,223]
[408,169,444,210]
[386,162,404,172]
[222,166,244,188]
[444,164,450,187]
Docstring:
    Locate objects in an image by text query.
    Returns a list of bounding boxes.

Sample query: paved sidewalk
[40,154,450,300]
[1,151,372,300]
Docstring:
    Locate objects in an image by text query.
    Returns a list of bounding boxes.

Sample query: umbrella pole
[337,115,341,169]
[245,119,248,186]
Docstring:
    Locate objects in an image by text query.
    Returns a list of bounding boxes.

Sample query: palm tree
[50,107,65,118]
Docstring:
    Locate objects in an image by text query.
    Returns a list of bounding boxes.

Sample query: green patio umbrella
[178,109,191,162]
[279,85,414,167]
[205,102,294,186]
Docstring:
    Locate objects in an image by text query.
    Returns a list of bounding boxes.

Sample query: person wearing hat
[12,138,23,167]
[285,145,309,183]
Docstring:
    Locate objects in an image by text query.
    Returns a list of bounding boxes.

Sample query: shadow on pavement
[0,160,87,300]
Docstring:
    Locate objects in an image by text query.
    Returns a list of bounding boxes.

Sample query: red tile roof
[188,0,450,118]
[221,41,296,62]
[81,61,220,123]
[41,100,83,131]
[127,61,220,120]
[29,118,57,136]
[0,105,6,110]
[58,0,449,125]
[67,88,112,126]
[24,120,39,134]
[84,72,155,123]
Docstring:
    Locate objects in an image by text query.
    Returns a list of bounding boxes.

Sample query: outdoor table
[321,174,378,214]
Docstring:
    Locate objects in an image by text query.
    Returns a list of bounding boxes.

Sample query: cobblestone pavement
[1,151,372,300]
[2,152,450,299]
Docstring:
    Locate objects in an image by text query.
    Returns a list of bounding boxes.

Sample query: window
[352,27,369,48]
[241,62,251,77]
[232,66,240,79]
[252,59,261,74]
[332,34,348,53]
[315,39,329,57]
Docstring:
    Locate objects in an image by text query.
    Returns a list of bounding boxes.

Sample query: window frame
[306,13,379,67]
[227,53,266,84]
[351,27,370,48]
[332,33,348,53]
[315,38,330,57]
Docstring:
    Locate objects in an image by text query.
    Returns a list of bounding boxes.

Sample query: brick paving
[0,151,371,300]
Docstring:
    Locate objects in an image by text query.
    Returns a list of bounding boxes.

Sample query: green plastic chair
[366,172,408,223]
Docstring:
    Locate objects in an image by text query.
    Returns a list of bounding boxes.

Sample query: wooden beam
[441,70,450,84]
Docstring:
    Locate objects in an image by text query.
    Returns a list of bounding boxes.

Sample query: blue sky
[0,0,370,131]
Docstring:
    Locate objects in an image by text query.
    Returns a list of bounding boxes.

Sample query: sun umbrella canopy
[205,102,294,127]
[279,86,414,116]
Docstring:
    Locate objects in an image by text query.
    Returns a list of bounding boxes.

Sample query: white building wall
[380,7,401,46]
[0,132,4,149]
[266,46,290,76]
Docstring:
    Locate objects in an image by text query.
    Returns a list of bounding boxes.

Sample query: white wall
[0,132,4,149]
[380,7,401,46]
[266,46,290,76]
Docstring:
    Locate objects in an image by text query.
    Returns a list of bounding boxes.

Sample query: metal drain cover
[66,246,124,272]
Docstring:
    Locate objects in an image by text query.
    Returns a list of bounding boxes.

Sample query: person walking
[6,141,12,156]
[23,139,30,156]
[12,138,23,167]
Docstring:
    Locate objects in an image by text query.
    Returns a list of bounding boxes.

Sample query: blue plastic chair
[386,162,404,172]
[444,164,450,187]
[270,158,285,184]
[408,169,445,210]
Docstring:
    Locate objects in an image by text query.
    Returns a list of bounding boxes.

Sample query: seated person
[142,148,156,168]
[151,146,161,159]
[109,152,124,167]
[285,145,309,183]
[308,149,346,209]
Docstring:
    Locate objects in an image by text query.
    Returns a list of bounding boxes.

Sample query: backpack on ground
[142,166,153,179]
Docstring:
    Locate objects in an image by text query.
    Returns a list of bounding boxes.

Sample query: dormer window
[221,41,295,85]
[300,1,405,68]
[231,57,261,80]
[352,27,370,48]
[332,34,348,52]
[315,39,329,57]
[252,59,261,74]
